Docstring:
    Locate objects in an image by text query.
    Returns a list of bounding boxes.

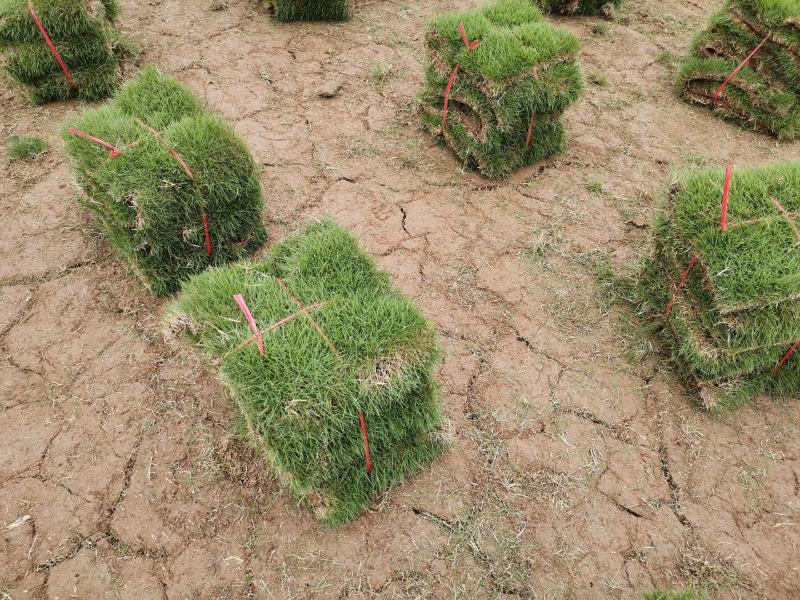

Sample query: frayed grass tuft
[6,134,47,159]
[677,0,800,139]
[0,0,128,103]
[418,0,582,179]
[62,65,266,297]
[166,219,446,526]
[268,0,349,22]
[638,161,800,410]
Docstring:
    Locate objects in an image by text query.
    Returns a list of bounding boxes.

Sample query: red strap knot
[664,255,697,318]
[233,294,264,356]
[458,22,479,52]
[133,118,194,179]
[68,128,120,157]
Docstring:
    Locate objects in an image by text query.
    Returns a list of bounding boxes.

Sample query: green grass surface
[6,134,47,159]
[537,0,622,16]
[418,0,582,179]
[167,219,445,525]
[638,162,800,410]
[63,65,266,296]
[0,0,125,103]
[269,0,349,21]
[678,0,800,139]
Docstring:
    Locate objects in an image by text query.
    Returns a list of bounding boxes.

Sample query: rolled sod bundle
[677,0,800,139]
[639,162,800,410]
[418,0,583,179]
[0,0,125,103]
[268,0,349,21]
[166,219,445,525]
[62,66,266,296]
[536,0,621,17]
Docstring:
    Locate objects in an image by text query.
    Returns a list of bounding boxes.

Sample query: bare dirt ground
[2,0,799,598]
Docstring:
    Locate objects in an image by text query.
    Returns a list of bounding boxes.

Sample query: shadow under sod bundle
[166,220,446,526]
[639,161,800,410]
[62,65,266,296]
[677,0,800,139]
[418,0,583,180]
[0,0,131,103]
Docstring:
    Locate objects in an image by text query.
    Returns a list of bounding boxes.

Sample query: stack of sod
[268,0,349,22]
[62,65,266,297]
[536,0,621,17]
[639,162,800,410]
[418,0,583,179]
[166,219,445,525]
[0,0,124,103]
[677,0,800,139]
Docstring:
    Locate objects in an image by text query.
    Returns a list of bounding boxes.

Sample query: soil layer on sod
[268,0,349,22]
[62,65,266,297]
[639,162,800,410]
[0,0,127,103]
[418,0,582,179]
[166,219,445,526]
[536,0,621,17]
[677,0,800,139]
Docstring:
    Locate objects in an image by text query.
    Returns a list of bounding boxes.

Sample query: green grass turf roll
[418,0,582,179]
[638,161,800,409]
[269,0,349,22]
[0,0,125,103]
[166,219,446,525]
[677,0,800,138]
[62,65,266,297]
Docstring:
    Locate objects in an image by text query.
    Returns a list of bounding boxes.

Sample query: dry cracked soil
[1,0,799,598]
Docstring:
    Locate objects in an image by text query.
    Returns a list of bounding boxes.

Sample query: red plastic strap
[236,302,325,353]
[358,411,372,474]
[770,196,800,241]
[233,294,264,356]
[68,127,120,157]
[772,338,800,374]
[721,164,732,232]
[458,22,479,52]
[712,34,771,103]
[525,112,536,148]
[201,208,212,256]
[274,277,339,356]
[442,65,459,128]
[133,118,194,179]
[664,255,697,318]
[27,0,74,85]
